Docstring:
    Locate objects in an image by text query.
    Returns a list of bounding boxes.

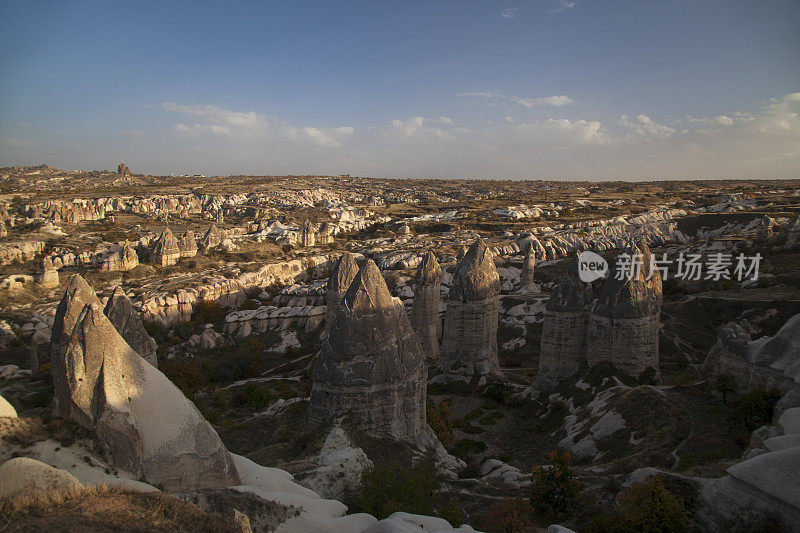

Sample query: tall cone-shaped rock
[586,240,662,376]
[325,252,359,334]
[104,286,158,367]
[53,293,240,491]
[536,254,596,388]
[152,228,180,266]
[311,260,435,447]
[411,252,443,361]
[179,230,197,258]
[520,244,539,293]
[51,274,104,419]
[440,239,502,380]
[200,224,222,249]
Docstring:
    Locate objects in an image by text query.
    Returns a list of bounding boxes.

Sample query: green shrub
[209,388,231,410]
[192,300,228,326]
[242,383,277,410]
[440,497,466,528]
[737,388,781,431]
[529,450,583,522]
[451,438,487,461]
[160,358,207,398]
[617,477,689,532]
[357,459,439,519]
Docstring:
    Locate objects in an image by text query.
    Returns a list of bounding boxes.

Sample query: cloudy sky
[1,1,798,179]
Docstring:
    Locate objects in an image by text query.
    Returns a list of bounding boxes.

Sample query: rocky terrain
[1,165,799,531]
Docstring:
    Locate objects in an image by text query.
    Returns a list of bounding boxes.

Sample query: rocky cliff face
[586,241,662,377]
[324,252,359,335]
[537,255,595,389]
[104,286,158,367]
[49,276,240,491]
[440,238,502,381]
[300,220,316,247]
[311,260,435,448]
[537,241,663,389]
[702,313,800,395]
[152,228,181,267]
[411,251,443,361]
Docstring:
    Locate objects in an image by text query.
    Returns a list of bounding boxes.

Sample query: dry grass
[0,484,242,532]
[0,417,46,446]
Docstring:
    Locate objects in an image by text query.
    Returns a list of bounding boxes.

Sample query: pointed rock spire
[325,252,359,334]
[104,286,158,367]
[312,259,436,447]
[440,239,502,380]
[412,252,443,361]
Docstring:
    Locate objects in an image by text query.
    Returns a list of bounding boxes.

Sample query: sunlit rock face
[100,243,139,272]
[104,286,158,367]
[520,243,539,293]
[300,220,316,247]
[152,228,181,266]
[537,241,663,389]
[37,256,59,289]
[311,260,435,447]
[50,275,241,492]
[411,251,443,361]
[178,230,197,258]
[440,238,502,381]
[200,224,222,249]
[324,252,359,335]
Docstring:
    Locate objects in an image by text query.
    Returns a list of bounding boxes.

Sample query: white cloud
[457,90,499,98]
[619,114,677,140]
[512,95,575,107]
[549,1,576,14]
[500,7,517,19]
[162,102,268,131]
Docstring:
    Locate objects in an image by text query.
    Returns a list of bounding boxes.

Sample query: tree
[483,496,533,533]
[617,477,689,532]
[529,451,583,522]
[715,374,736,403]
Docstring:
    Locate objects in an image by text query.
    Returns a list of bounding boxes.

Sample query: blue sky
[1,0,799,179]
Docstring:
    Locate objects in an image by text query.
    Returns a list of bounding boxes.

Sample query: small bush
[357,459,439,519]
[193,300,228,326]
[241,383,277,410]
[737,388,781,431]
[160,358,207,398]
[617,477,689,532]
[427,400,454,447]
[483,496,533,533]
[451,438,487,461]
[529,450,582,522]
[210,388,231,410]
[440,497,466,528]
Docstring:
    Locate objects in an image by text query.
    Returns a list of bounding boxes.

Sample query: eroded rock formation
[50,276,240,491]
[537,241,663,389]
[324,252,359,334]
[439,238,502,381]
[152,228,180,266]
[311,260,435,447]
[104,286,158,367]
[100,243,139,272]
[179,230,197,258]
[200,224,222,249]
[37,256,59,289]
[410,251,443,361]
